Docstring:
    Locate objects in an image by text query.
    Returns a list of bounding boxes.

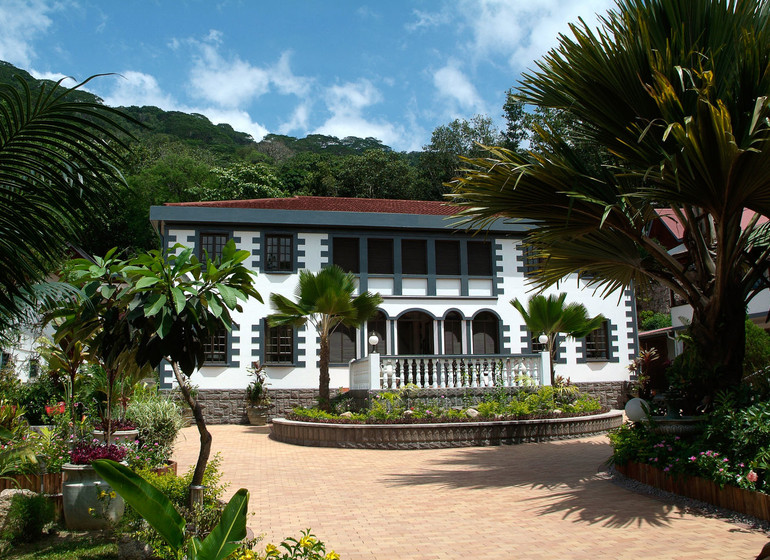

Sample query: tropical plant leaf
[92,459,185,551]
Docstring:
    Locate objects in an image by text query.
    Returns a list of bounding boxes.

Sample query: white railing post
[540,351,551,386]
[369,351,381,390]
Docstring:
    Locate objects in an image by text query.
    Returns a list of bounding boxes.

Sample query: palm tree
[512,293,605,385]
[268,266,383,411]
[0,75,134,332]
[450,0,770,403]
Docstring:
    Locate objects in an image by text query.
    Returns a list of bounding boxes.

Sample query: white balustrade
[373,354,544,390]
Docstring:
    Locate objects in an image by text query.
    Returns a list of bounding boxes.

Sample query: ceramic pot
[247,405,269,426]
[93,429,139,445]
[62,463,124,530]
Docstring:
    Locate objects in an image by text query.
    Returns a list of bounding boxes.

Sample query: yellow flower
[88,507,95,514]
[264,543,279,557]
[109,491,116,499]
[299,536,315,548]
[325,552,340,560]
[99,490,107,498]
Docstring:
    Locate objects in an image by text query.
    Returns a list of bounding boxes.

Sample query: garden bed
[271,409,623,449]
[615,461,770,521]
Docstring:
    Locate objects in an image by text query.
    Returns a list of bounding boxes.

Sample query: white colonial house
[149,196,638,407]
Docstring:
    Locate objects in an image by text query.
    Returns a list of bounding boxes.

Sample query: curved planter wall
[271,410,623,449]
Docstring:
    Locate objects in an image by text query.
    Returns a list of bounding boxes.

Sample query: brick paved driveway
[173,425,769,559]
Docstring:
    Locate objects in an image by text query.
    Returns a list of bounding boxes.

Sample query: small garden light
[368,334,379,353]
[538,333,549,345]
[625,397,649,423]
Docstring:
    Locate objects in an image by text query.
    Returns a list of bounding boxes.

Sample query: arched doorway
[397,311,434,355]
[472,311,500,354]
[443,311,463,354]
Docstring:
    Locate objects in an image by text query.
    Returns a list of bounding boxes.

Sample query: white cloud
[406,8,452,32]
[278,101,311,135]
[101,71,176,109]
[0,0,56,68]
[314,79,415,149]
[185,32,310,109]
[456,0,614,70]
[28,70,76,87]
[200,108,269,142]
[432,60,485,114]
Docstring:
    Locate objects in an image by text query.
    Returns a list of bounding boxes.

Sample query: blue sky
[1,0,614,151]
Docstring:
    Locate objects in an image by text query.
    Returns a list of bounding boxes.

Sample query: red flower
[45,402,66,416]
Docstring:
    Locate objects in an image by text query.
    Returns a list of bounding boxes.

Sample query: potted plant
[61,440,127,530]
[245,362,271,426]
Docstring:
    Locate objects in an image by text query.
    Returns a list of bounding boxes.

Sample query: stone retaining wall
[165,382,628,425]
[271,410,624,449]
[165,388,341,425]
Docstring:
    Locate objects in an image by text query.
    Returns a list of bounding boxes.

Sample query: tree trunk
[688,284,746,408]
[319,336,331,411]
[171,361,211,505]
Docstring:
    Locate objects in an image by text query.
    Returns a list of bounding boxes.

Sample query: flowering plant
[123,439,170,470]
[69,440,127,465]
[45,401,65,416]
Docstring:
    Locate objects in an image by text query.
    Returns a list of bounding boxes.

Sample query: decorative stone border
[270,410,624,449]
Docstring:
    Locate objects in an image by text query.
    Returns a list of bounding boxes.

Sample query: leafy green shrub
[0,492,54,543]
[125,392,184,453]
[639,310,672,331]
[121,454,229,560]
[290,385,603,423]
[14,373,64,425]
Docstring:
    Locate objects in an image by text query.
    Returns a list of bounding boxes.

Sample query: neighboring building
[149,196,638,407]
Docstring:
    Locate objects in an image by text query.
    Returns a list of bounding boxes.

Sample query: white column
[540,351,551,386]
[369,352,381,389]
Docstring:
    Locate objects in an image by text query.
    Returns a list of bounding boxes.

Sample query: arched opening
[472,311,500,354]
[397,311,434,355]
[443,311,462,354]
[329,323,357,363]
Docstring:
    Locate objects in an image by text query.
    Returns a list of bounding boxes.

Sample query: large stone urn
[62,463,124,530]
[93,429,139,445]
[247,405,270,426]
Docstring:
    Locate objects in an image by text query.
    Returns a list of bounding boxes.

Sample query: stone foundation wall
[166,382,628,425]
[165,388,340,425]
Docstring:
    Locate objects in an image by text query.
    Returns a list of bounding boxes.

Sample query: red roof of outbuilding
[165,196,457,216]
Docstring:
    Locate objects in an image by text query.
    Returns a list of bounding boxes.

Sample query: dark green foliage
[639,310,672,331]
[744,319,770,377]
[1,493,54,544]
[14,373,65,425]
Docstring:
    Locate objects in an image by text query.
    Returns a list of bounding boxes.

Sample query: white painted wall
[164,230,636,390]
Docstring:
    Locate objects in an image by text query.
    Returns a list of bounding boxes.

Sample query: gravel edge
[603,464,770,535]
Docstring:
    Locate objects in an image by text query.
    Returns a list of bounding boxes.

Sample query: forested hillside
[0,61,545,256]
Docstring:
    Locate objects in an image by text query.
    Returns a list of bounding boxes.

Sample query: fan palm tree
[450,0,770,403]
[512,293,605,385]
[268,266,383,411]
[0,74,133,332]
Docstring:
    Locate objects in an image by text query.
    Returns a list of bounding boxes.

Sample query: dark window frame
[467,241,493,277]
[333,237,360,273]
[265,234,294,272]
[265,324,294,364]
[435,240,461,276]
[203,328,228,365]
[200,232,229,262]
[367,238,394,275]
[584,321,610,361]
[401,239,428,275]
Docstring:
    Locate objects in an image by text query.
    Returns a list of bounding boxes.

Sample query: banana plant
[92,459,248,560]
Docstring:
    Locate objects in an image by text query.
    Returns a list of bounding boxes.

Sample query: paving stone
[173,425,769,560]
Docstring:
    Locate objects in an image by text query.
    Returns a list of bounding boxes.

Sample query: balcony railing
[349,352,550,391]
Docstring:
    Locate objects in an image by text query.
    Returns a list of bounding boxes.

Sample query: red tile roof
[165,196,458,216]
